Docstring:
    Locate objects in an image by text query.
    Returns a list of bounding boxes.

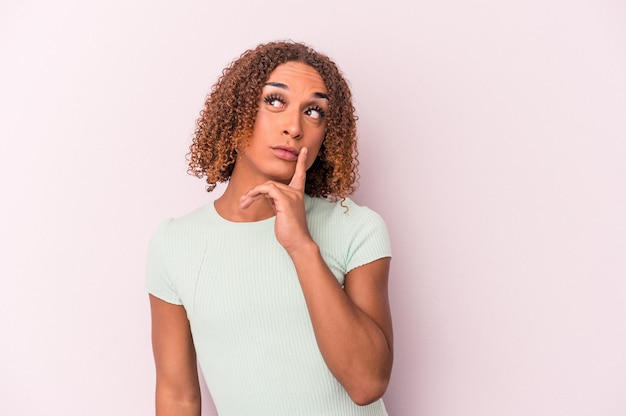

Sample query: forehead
[265,62,327,93]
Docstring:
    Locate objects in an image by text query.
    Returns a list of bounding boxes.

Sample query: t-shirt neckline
[207,200,276,229]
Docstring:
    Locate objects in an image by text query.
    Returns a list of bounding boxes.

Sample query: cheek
[309,125,326,148]
[251,113,268,134]
[306,137,325,167]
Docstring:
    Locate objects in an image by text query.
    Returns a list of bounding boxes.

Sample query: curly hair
[187,40,359,198]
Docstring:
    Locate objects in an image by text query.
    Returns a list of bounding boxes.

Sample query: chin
[265,168,296,183]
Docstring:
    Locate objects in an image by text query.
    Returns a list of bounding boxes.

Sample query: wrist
[287,238,320,263]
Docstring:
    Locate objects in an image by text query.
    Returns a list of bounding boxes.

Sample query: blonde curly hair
[187,40,359,198]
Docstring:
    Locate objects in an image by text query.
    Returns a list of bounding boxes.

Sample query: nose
[282,109,302,139]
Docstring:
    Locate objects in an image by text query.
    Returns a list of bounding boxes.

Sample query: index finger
[288,147,308,190]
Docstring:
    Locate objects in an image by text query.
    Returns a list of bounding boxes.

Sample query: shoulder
[306,196,391,274]
[306,196,390,251]
[172,203,211,227]
[150,204,212,249]
[306,196,387,230]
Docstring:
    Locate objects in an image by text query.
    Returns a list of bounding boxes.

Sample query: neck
[214,168,276,223]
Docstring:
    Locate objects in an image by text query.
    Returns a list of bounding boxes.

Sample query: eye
[305,106,326,120]
[263,94,285,109]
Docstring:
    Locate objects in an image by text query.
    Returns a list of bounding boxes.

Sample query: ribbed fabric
[146,195,391,416]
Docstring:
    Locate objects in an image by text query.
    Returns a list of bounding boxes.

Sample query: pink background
[1,0,625,415]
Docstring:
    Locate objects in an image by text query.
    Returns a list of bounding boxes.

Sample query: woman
[146,40,393,415]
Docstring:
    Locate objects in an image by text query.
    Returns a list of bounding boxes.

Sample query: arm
[240,148,393,405]
[149,294,201,415]
[289,244,393,405]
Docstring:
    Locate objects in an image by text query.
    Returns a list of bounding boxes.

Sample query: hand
[239,148,313,254]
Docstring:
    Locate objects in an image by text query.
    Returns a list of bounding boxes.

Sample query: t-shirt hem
[146,288,183,306]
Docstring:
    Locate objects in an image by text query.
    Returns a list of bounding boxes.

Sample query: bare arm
[240,148,393,405]
[290,245,393,405]
[149,294,201,415]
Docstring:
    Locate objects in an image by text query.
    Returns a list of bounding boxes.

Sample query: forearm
[289,241,393,404]
[150,295,202,416]
[155,384,201,416]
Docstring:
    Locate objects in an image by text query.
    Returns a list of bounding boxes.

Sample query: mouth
[271,145,299,161]
[272,145,299,155]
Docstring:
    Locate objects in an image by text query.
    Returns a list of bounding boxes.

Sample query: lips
[271,145,299,161]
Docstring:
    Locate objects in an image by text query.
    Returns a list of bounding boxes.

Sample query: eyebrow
[264,82,329,100]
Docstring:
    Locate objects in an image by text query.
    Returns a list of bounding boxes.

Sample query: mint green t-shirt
[146,195,391,416]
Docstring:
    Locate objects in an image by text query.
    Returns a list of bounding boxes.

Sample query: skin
[150,62,393,414]
[150,296,201,415]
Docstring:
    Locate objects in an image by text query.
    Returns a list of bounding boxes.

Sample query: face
[236,61,329,184]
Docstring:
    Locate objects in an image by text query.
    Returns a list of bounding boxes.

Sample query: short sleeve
[345,207,392,273]
[145,218,183,305]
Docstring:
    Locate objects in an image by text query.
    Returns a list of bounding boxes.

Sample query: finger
[289,147,308,190]
[239,190,266,209]
[239,182,287,210]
